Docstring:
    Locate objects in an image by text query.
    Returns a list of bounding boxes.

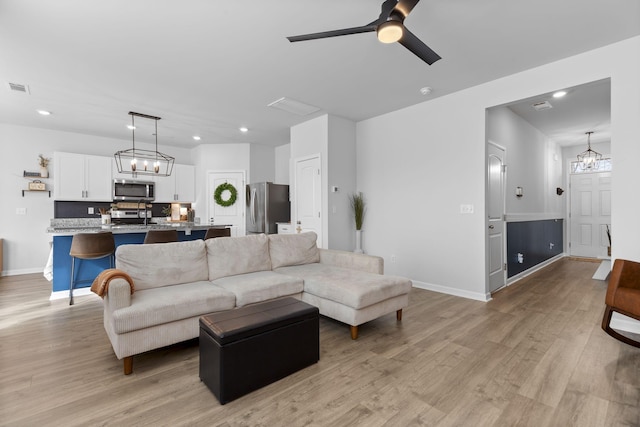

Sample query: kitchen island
[47,220,230,299]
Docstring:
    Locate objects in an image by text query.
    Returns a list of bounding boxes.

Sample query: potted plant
[38,154,50,178]
[161,205,172,221]
[349,192,366,253]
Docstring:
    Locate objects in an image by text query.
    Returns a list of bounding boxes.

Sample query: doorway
[487,142,506,292]
[207,171,245,237]
[293,154,322,247]
[569,169,611,258]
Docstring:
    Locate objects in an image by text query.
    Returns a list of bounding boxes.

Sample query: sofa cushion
[268,232,320,269]
[212,270,304,307]
[116,240,209,290]
[206,234,272,281]
[111,281,236,334]
[274,263,412,310]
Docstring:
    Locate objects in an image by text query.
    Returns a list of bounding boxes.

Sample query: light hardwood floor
[1,259,638,426]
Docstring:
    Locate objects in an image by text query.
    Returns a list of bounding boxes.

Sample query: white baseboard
[611,312,640,335]
[1,267,44,277]
[412,281,491,302]
[49,287,95,301]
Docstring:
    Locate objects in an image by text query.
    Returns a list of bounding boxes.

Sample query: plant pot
[354,230,363,254]
[101,214,111,225]
[40,167,49,178]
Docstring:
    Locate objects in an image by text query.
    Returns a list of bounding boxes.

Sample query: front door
[294,155,322,247]
[569,171,611,257]
[207,171,245,237]
[488,142,506,293]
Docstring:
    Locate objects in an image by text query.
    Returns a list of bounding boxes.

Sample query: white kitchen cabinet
[154,164,195,203]
[54,152,112,201]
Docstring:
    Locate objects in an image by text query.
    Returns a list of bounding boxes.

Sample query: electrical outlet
[88,207,94,215]
[332,205,337,214]
[390,255,397,263]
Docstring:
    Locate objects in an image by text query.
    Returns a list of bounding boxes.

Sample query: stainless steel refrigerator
[246,182,290,234]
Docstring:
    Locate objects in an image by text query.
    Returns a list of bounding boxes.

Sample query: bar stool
[204,228,231,240]
[144,229,178,244]
[69,232,115,305]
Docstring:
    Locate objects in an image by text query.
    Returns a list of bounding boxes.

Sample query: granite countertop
[47,218,230,234]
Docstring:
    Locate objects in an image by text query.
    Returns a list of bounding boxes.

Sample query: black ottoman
[199,297,319,404]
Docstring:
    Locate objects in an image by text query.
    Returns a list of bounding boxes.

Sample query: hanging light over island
[114,111,175,177]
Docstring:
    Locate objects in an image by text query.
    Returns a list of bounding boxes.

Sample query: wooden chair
[143,229,178,244]
[601,259,640,348]
[204,228,231,240]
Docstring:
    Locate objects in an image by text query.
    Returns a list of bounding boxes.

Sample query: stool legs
[69,257,76,306]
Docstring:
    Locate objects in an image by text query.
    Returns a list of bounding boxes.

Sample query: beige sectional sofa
[102,232,412,374]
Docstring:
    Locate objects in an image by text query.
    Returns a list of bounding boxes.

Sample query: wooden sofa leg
[396,309,403,321]
[123,356,133,375]
[350,325,358,340]
[602,305,640,348]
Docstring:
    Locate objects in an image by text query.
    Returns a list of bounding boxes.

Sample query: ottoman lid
[200,298,318,345]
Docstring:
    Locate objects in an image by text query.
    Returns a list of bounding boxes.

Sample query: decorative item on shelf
[23,170,42,177]
[348,192,366,254]
[38,154,50,178]
[114,111,175,177]
[556,187,564,196]
[577,131,602,171]
[214,182,238,207]
[606,224,611,257]
[28,180,46,191]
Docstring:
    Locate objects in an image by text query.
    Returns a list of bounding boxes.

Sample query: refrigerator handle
[250,188,257,225]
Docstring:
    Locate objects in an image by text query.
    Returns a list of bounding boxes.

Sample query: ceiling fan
[287,0,441,65]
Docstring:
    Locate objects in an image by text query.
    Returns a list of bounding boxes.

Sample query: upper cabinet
[54,152,112,201]
[153,164,195,203]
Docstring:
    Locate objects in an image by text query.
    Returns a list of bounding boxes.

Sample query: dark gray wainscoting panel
[507,219,563,278]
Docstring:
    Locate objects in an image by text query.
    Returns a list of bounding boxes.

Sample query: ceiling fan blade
[287,25,376,43]
[395,0,421,17]
[398,26,441,65]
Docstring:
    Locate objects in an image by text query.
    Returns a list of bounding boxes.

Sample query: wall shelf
[22,189,51,197]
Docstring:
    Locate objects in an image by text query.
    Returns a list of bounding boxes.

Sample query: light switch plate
[460,204,474,214]
[16,207,27,215]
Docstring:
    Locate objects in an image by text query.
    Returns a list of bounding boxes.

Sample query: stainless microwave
[113,179,155,201]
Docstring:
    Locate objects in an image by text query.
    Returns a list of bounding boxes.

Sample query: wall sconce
[515,187,523,198]
[556,187,564,196]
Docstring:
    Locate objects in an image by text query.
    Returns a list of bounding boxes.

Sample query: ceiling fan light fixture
[377,20,403,43]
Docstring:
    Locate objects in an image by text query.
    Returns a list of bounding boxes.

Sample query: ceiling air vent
[532,100,552,111]
[7,82,30,94]
[267,97,320,116]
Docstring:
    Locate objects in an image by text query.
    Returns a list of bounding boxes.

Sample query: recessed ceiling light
[37,110,51,116]
[239,127,249,133]
[127,125,136,130]
[552,91,567,98]
[193,136,201,141]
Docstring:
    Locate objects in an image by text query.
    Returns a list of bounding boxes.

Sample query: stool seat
[144,229,178,244]
[204,228,231,240]
[69,232,115,305]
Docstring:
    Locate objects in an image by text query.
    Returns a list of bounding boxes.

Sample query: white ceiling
[1,0,638,149]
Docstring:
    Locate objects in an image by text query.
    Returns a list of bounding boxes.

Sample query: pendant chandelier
[114,111,175,177]
[576,131,602,171]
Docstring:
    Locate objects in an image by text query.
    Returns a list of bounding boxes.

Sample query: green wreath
[214,182,238,207]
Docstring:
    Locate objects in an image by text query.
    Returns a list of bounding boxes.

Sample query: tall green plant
[349,192,366,230]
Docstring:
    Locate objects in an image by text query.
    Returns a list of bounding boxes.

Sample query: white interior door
[488,143,506,293]
[207,171,245,237]
[570,172,611,257]
[294,155,322,247]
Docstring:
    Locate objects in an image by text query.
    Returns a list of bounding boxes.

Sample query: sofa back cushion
[268,232,320,269]
[206,234,272,281]
[115,239,209,290]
